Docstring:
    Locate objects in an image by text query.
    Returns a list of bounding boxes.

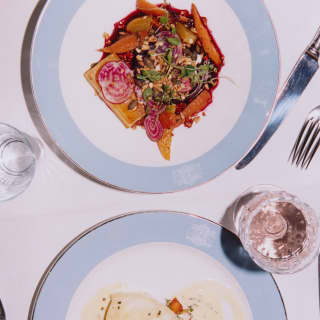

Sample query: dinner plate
[30,0,279,192]
[28,211,286,320]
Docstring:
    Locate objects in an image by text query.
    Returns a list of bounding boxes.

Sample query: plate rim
[26,0,281,193]
[27,210,287,320]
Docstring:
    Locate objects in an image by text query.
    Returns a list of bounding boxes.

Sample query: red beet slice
[144,114,163,142]
[98,61,134,104]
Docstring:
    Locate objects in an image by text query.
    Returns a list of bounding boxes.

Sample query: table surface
[1,0,320,319]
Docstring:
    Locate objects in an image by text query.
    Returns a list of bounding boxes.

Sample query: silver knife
[236,27,320,170]
[0,299,5,320]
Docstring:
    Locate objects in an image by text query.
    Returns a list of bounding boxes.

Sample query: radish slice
[144,114,163,142]
[98,61,134,104]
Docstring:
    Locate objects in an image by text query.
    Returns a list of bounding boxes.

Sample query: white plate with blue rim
[28,211,286,320]
[30,0,279,192]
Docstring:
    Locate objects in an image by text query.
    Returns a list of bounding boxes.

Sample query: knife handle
[307,27,320,59]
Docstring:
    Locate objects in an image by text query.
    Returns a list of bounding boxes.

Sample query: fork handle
[307,27,320,59]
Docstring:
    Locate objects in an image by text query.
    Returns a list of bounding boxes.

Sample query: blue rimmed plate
[30,0,279,192]
[28,211,286,320]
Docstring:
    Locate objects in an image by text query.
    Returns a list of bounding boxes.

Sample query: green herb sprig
[161,84,174,104]
[143,87,153,101]
[167,37,180,46]
[137,70,162,82]
[159,15,169,25]
[167,48,173,65]
[180,65,196,77]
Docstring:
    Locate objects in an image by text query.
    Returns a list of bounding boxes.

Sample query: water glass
[0,123,37,201]
[233,185,320,274]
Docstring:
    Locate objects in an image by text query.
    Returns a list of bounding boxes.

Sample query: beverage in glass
[233,185,320,274]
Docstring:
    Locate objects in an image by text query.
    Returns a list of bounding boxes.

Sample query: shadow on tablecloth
[220,197,264,272]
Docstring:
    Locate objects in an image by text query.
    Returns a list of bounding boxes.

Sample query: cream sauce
[81,283,123,320]
[82,281,248,320]
[173,280,246,320]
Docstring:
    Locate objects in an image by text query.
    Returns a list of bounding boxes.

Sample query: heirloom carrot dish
[85,0,224,160]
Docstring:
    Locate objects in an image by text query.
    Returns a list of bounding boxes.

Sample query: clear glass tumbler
[233,185,320,274]
[0,123,37,201]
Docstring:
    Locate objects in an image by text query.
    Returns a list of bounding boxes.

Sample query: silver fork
[289,105,320,169]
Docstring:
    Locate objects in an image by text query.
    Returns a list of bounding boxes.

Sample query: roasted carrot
[137,31,149,42]
[126,15,152,33]
[136,0,167,16]
[182,89,211,119]
[191,3,223,66]
[159,111,177,129]
[168,298,183,314]
[172,90,211,129]
[100,34,139,54]
[157,129,173,161]
[169,91,212,129]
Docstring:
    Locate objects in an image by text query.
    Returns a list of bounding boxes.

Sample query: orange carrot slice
[126,15,152,33]
[191,3,222,66]
[157,129,173,160]
[100,34,138,53]
[171,90,212,129]
[168,298,183,314]
[137,30,149,41]
[159,111,177,129]
[136,0,167,16]
[182,89,212,119]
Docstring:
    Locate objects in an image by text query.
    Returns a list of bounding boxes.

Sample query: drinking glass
[0,123,37,201]
[233,185,320,274]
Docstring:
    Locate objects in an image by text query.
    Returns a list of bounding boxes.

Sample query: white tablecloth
[1,0,319,318]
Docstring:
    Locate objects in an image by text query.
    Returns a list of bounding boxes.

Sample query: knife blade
[236,27,320,170]
[0,299,5,320]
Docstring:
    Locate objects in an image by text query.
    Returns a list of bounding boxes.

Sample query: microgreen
[161,84,173,104]
[167,37,180,46]
[198,64,211,73]
[137,70,162,82]
[162,84,170,92]
[167,48,173,65]
[160,16,169,25]
[180,65,195,77]
[143,88,153,101]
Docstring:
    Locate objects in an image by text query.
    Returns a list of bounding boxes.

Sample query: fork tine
[294,120,317,166]
[289,119,309,163]
[303,132,320,169]
[298,122,320,167]
[290,106,320,169]
[292,120,315,165]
